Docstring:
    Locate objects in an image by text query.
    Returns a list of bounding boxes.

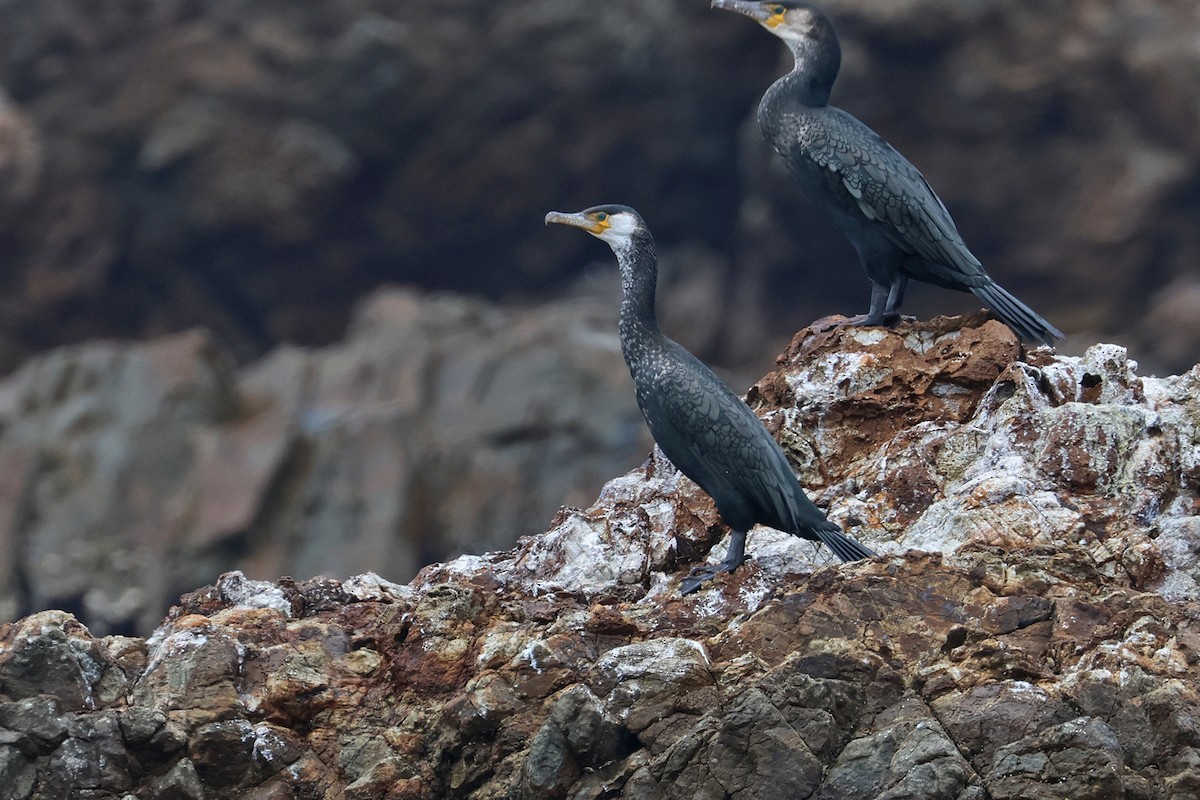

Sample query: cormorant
[545,205,874,594]
[712,0,1063,346]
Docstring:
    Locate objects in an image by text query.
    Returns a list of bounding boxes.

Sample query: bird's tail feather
[971,283,1063,347]
[814,524,875,563]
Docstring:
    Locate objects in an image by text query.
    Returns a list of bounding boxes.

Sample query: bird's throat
[615,242,661,352]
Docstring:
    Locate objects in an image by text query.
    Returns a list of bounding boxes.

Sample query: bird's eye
[596,212,608,221]
[772,5,785,13]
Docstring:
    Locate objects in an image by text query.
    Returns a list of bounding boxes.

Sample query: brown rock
[130,618,245,729]
[0,316,1197,798]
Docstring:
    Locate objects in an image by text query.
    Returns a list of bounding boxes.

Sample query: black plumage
[713,0,1063,346]
[545,205,873,594]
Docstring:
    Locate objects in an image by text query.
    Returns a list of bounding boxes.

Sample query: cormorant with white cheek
[712,0,1063,345]
[546,204,874,594]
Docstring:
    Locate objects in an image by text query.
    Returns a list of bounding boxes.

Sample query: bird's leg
[884,277,907,316]
[877,277,915,325]
[680,530,748,595]
[844,282,892,327]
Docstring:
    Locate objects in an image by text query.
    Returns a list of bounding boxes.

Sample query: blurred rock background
[0,0,1198,632]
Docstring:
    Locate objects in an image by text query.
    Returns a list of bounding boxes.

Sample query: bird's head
[544,205,645,251]
[711,0,831,47]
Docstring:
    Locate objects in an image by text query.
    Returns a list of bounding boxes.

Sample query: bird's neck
[614,236,663,361]
[777,37,838,108]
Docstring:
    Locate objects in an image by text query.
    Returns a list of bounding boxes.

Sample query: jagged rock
[0,316,1198,798]
[0,696,69,754]
[0,744,36,800]
[988,716,1125,800]
[0,287,650,635]
[0,610,113,710]
[146,758,206,800]
[929,681,1075,772]
[818,695,976,800]
[514,681,633,797]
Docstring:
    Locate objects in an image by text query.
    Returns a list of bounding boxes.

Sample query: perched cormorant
[712,0,1063,346]
[545,205,874,594]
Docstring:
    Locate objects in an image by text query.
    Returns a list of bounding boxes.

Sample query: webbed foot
[679,550,750,595]
[844,311,904,327]
[679,563,733,595]
[680,531,748,595]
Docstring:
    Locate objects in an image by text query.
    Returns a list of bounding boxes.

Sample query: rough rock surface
[0,0,1199,371]
[0,287,651,636]
[1,314,1198,798]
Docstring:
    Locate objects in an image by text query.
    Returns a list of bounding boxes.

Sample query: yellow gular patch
[766,12,786,29]
[591,216,612,234]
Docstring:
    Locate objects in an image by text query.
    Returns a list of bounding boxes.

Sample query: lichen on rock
[1,315,1198,798]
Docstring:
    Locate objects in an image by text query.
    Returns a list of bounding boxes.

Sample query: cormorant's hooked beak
[711,0,776,26]
[545,210,607,236]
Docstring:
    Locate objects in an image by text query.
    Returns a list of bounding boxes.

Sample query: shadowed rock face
[1,0,1200,372]
[0,0,750,370]
[1,314,1198,798]
[0,288,651,636]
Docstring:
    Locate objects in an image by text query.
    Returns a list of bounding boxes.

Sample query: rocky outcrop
[0,287,651,636]
[1,0,1199,371]
[1,315,1197,798]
